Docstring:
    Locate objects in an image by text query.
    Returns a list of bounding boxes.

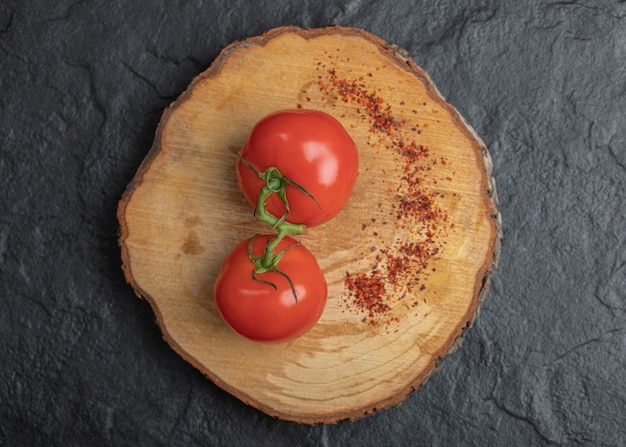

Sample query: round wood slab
[117,26,501,423]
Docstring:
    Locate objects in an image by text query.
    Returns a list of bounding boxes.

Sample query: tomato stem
[256,187,305,236]
[239,154,321,303]
[239,155,321,230]
[248,235,300,303]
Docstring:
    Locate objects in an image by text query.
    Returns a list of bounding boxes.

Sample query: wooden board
[117,26,502,423]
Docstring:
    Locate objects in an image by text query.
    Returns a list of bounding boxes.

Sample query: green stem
[256,187,304,235]
[256,187,303,268]
[248,234,301,302]
[239,154,321,302]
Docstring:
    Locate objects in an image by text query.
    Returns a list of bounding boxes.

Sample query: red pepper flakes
[326,69,401,135]
[344,270,390,323]
[313,55,454,328]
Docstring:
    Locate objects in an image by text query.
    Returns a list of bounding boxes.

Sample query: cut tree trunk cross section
[117,26,502,423]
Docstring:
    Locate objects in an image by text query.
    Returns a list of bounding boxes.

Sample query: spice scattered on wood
[311,53,454,327]
[344,271,390,323]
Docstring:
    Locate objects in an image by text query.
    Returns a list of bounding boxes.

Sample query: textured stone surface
[1,0,625,445]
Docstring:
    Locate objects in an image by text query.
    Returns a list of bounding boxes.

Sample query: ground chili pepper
[312,54,453,327]
[344,270,390,323]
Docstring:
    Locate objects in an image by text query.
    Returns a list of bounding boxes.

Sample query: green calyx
[247,235,300,303]
[239,155,320,231]
[239,154,320,302]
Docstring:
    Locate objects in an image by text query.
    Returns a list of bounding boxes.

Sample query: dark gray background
[1,0,625,445]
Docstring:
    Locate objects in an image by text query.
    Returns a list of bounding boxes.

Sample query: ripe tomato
[236,109,358,227]
[214,235,327,343]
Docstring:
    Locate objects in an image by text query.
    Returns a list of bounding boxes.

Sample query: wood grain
[117,26,501,423]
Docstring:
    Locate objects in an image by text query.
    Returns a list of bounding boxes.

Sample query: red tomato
[214,235,327,343]
[236,109,358,227]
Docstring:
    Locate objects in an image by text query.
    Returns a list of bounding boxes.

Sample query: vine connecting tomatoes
[236,109,359,227]
[214,109,358,343]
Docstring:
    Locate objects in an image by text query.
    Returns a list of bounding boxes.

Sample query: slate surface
[1,0,625,445]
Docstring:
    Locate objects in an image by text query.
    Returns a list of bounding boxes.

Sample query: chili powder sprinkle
[312,53,454,327]
[344,270,390,324]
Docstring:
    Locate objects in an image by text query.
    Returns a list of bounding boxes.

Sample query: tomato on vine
[236,109,359,227]
[214,109,358,343]
[214,235,327,343]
